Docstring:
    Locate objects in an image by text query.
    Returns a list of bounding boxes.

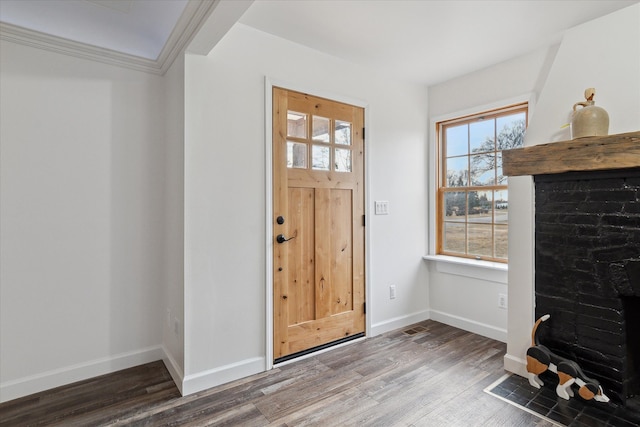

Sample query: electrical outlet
[390,285,396,299]
[498,293,508,309]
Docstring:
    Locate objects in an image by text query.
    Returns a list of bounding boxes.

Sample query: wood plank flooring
[0,320,555,426]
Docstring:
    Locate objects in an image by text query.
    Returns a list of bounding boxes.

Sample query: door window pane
[312,116,330,142]
[335,148,351,172]
[312,145,330,170]
[287,141,307,169]
[335,120,351,145]
[287,111,307,138]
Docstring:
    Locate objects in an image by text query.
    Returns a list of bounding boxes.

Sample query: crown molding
[156,0,220,74]
[0,22,161,73]
[0,0,219,75]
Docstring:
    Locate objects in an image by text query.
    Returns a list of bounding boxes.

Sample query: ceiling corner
[186,0,254,56]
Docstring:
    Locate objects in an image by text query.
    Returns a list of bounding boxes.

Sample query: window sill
[423,255,508,284]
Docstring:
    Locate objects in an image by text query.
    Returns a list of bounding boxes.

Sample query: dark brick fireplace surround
[502,132,640,421]
[535,168,640,416]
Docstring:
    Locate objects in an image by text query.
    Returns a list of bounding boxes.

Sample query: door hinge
[362,214,366,226]
[363,302,366,314]
[362,127,365,139]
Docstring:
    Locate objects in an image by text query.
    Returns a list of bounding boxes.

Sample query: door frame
[264,78,371,370]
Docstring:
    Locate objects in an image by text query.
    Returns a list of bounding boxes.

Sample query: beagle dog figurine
[526,314,609,402]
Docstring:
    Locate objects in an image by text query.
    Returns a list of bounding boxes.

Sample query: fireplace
[535,168,640,411]
[502,131,640,418]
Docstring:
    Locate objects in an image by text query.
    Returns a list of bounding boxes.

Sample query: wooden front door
[272,87,365,362]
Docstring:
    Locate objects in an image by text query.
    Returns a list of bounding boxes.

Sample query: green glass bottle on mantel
[571,88,609,139]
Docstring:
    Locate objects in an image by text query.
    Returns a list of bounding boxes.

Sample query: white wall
[428,46,558,118]
[162,52,186,388]
[0,41,166,402]
[506,4,640,376]
[426,46,559,342]
[182,23,429,394]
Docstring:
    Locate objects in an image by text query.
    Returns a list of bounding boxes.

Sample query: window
[436,103,527,262]
[286,111,352,172]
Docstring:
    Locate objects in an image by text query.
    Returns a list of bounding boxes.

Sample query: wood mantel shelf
[502,131,640,176]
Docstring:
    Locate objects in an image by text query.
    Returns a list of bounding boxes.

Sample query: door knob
[276,233,296,244]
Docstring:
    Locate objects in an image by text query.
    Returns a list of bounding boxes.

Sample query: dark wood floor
[0,320,555,426]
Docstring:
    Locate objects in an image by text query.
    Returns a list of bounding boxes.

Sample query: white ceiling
[0,0,188,59]
[0,0,637,83]
[238,0,639,86]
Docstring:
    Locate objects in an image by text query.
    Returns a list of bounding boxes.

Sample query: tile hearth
[487,373,640,427]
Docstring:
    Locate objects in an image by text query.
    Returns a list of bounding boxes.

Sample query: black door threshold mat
[273,332,365,365]
[484,373,640,427]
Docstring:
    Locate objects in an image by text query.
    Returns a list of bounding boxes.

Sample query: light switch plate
[375,201,389,215]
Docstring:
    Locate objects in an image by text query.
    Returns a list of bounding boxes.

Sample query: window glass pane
[470,153,495,186]
[496,152,506,184]
[287,141,307,169]
[287,111,307,138]
[494,224,508,259]
[335,148,351,172]
[335,120,351,145]
[468,190,492,220]
[312,145,330,170]
[312,116,330,142]
[468,224,492,257]
[494,190,508,224]
[444,191,466,219]
[443,222,465,254]
[469,119,494,153]
[445,124,468,157]
[496,112,526,150]
[445,156,468,187]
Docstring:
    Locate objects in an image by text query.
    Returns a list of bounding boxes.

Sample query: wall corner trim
[370,310,430,337]
[504,353,528,377]
[181,357,265,397]
[161,347,185,395]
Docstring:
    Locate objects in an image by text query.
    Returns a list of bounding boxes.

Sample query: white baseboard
[504,353,528,377]
[181,357,265,396]
[429,309,507,342]
[0,346,164,403]
[370,309,430,337]
[0,317,513,404]
[161,346,184,395]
